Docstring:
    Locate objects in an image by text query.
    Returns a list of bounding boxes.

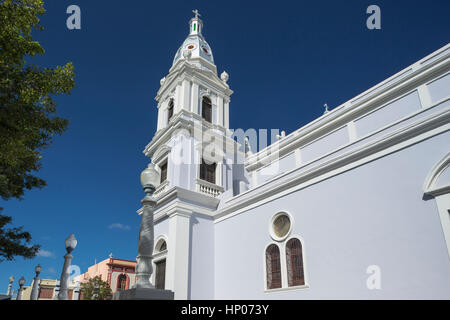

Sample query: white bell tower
[141,10,240,299]
[144,9,235,198]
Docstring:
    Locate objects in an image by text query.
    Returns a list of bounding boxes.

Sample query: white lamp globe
[140,163,161,189]
[65,233,77,253]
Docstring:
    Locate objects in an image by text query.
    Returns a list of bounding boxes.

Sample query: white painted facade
[141,13,450,299]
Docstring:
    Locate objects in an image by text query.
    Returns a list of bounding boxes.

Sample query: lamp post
[30,264,42,300]
[113,162,173,300]
[58,233,77,300]
[16,276,25,300]
[134,163,160,289]
[7,276,14,296]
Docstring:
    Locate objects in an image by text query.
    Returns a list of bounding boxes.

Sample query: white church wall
[428,72,450,104]
[154,216,169,241]
[189,214,215,299]
[256,152,297,184]
[214,131,450,299]
[354,91,422,138]
[244,93,448,195]
[293,98,450,179]
[301,126,349,164]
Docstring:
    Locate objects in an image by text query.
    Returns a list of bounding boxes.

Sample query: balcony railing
[196,179,224,198]
[153,180,169,198]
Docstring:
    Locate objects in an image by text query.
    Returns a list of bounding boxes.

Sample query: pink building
[74,254,137,297]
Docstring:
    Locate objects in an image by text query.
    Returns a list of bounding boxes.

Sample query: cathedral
[142,11,450,299]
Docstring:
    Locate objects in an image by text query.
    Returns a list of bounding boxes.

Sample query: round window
[270,212,292,241]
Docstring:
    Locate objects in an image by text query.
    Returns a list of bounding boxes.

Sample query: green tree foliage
[0,208,39,261]
[80,276,113,300]
[0,0,75,261]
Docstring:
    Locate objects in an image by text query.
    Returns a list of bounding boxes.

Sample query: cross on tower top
[192,9,201,19]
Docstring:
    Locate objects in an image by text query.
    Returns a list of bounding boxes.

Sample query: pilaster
[166,210,192,299]
[181,79,191,111]
[191,83,199,113]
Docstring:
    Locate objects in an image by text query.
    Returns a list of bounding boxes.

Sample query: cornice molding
[137,186,220,222]
[152,145,171,165]
[215,107,450,223]
[156,61,232,102]
[143,109,239,158]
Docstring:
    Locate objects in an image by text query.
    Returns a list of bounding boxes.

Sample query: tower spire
[189,9,203,35]
[192,9,201,19]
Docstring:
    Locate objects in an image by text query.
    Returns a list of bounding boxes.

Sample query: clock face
[186,44,196,50]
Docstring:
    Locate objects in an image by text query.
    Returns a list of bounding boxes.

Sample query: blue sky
[1,0,449,292]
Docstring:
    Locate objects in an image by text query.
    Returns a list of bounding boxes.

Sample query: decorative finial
[220,71,229,83]
[192,9,201,19]
[276,130,286,140]
[109,253,113,259]
[183,49,192,60]
[323,103,330,114]
[244,137,253,156]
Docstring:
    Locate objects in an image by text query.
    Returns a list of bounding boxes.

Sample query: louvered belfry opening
[202,96,212,123]
[160,161,167,183]
[200,158,216,184]
[168,99,174,122]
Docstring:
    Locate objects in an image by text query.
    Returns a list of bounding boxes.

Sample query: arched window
[153,237,168,290]
[200,158,216,184]
[167,99,174,123]
[265,244,282,289]
[117,274,127,291]
[286,238,305,286]
[202,96,212,123]
[157,240,167,252]
[424,153,450,257]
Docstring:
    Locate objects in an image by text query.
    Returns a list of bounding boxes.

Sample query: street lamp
[65,234,77,253]
[30,264,42,300]
[58,233,77,300]
[134,163,160,289]
[7,276,14,296]
[16,276,25,300]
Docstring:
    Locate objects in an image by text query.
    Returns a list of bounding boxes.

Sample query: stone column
[58,252,73,300]
[16,277,25,300]
[6,276,14,296]
[135,189,156,288]
[30,277,40,300]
